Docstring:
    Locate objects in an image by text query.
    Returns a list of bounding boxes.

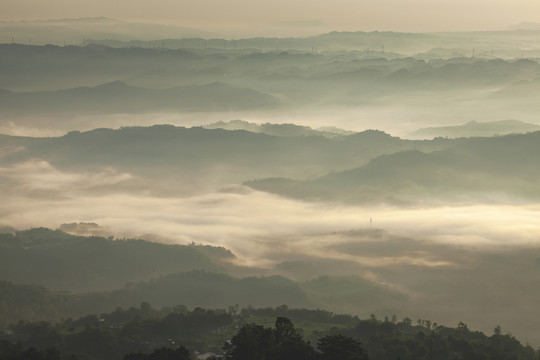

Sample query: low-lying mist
[3,178,539,258]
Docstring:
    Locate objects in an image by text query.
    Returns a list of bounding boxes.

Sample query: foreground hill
[0,271,403,329]
[3,226,540,346]
[0,272,308,325]
[0,228,405,326]
[2,303,537,360]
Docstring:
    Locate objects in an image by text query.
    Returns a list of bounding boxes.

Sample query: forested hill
[0,125,448,192]
[0,269,405,329]
[245,130,540,205]
[0,227,235,292]
[3,124,540,203]
[0,228,405,327]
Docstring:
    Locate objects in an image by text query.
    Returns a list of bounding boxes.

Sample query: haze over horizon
[3,0,540,36]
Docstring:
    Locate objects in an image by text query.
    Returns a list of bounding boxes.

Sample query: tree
[401,317,412,327]
[224,318,314,360]
[140,302,152,318]
[457,321,469,337]
[0,342,63,360]
[275,317,299,345]
[223,323,274,360]
[227,304,239,316]
[317,335,369,360]
[274,317,314,360]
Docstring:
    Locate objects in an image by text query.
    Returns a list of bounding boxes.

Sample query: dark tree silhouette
[223,323,275,360]
[317,334,369,360]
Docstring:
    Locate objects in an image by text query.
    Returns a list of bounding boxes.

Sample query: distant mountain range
[0,81,280,114]
[1,43,540,129]
[507,22,540,31]
[409,120,540,139]
[203,120,355,138]
[0,17,213,45]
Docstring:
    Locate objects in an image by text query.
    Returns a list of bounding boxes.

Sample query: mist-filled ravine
[2,18,540,359]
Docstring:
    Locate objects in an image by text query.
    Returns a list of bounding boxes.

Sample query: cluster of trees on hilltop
[1,304,537,360]
[223,317,368,360]
[333,317,537,360]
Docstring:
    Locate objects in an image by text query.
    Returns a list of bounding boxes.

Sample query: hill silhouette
[246,131,540,204]
[0,81,280,114]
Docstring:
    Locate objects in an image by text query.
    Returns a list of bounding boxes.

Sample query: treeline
[241,305,357,326]
[331,317,537,360]
[240,307,538,360]
[1,304,537,360]
[222,317,368,360]
[3,303,233,360]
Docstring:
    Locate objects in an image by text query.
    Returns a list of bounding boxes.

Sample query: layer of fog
[3,179,540,259]
[1,160,538,257]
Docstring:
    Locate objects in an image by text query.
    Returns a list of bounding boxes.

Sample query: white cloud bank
[1,162,540,266]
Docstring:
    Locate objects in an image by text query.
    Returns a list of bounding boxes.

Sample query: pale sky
[2,0,540,34]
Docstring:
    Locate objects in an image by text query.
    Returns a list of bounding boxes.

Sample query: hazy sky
[2,0,540,34]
